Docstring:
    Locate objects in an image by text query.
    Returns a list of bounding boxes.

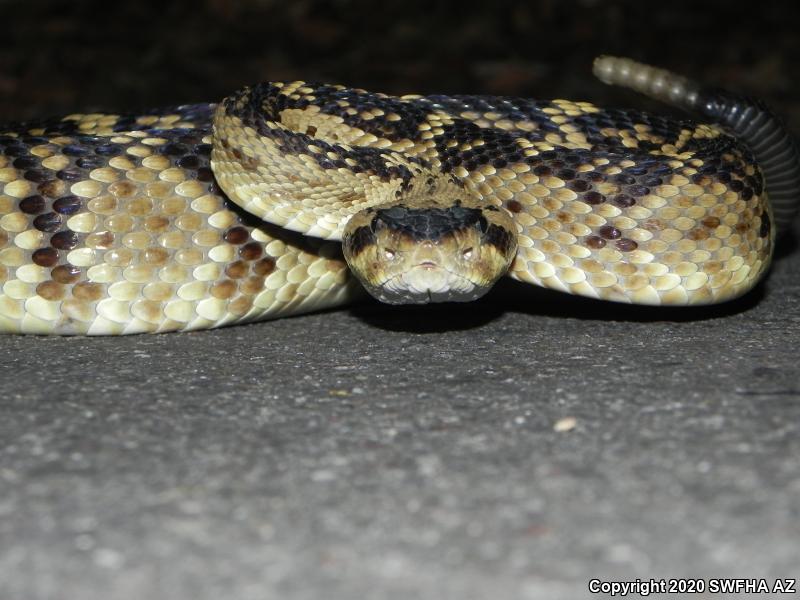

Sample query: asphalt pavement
[1,228,798,600]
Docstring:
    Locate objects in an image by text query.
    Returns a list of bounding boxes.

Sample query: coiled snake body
[0,56,797,334]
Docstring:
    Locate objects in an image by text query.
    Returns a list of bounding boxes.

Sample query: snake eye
[462,247,474,259]
[384,248,396,260]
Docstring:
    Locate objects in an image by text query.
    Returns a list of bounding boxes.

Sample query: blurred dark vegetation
[0,0,798,128]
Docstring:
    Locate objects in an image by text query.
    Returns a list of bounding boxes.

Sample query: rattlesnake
[0,56,796,334]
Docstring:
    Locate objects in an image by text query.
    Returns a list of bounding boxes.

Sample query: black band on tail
[694,91,800,234]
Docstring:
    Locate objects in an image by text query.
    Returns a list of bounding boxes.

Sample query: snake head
[342,203,517,304]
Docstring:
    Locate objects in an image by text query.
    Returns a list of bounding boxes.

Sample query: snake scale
[0,56,797,334]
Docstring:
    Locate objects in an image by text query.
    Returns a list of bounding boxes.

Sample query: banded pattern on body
[214,81,773,306]
[0,66,780,334]
[0,107,359,334]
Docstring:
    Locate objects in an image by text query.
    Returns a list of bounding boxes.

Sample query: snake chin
[366,264,493,305]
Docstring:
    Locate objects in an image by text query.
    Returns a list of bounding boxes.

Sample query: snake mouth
[367,263,490,305]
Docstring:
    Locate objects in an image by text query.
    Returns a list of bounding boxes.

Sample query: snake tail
[593,55,800,234]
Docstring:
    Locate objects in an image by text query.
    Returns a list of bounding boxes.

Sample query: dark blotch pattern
[506,200,522,213]
[33,212,62,233]
[24,169,50,183]
[62,145,88,157]
[612,194,635,208]
[76,156,106,170]
[253,257,276,276]
[227,85,423,185]
[626,185,649,197]
[568,179,590,192]
[585,236,606,249]
[56,168,84,182]
[483,223,516,257]
[13,156,39,169]
[239,242,263,260]
[177,155,200,169]
[224,261,248,279]
[616,238,638,252]
[344,225,375,258]
[51,264,81,283]
[598,225,622,240]
[95,144,123,156]
[53,195,82,215]
[584,191,605,205]
[50,231,79,250]
[32,247,59,267]
[19,195,46,214]
[196,167,214,182]
[224,226,250,244]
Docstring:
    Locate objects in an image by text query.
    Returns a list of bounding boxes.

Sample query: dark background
[2,0,798,128]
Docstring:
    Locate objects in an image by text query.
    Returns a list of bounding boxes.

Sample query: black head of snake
[0,56,798,334]
[340,190,518,304]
